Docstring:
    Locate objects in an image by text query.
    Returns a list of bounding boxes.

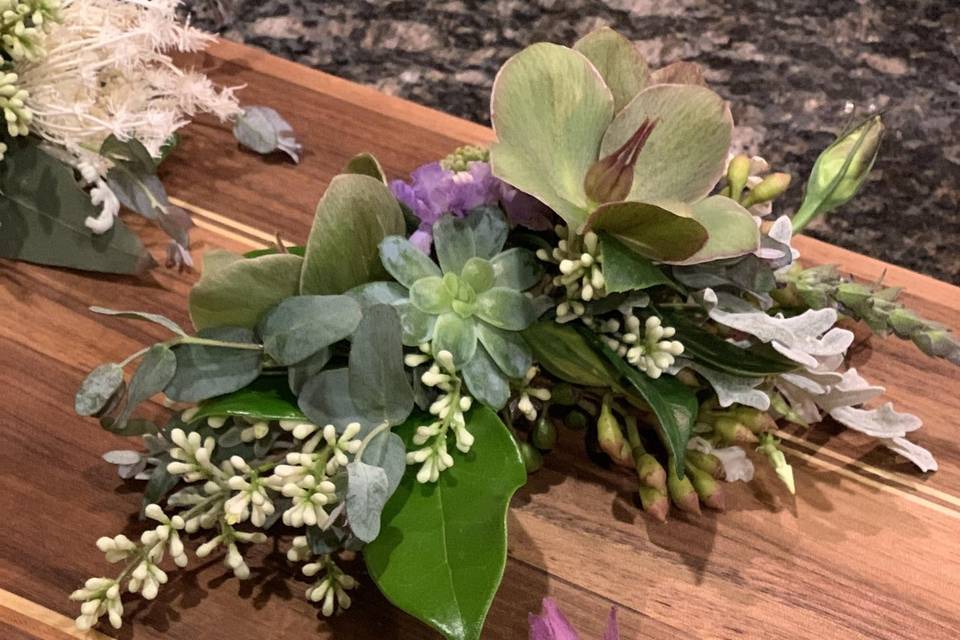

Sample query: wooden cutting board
[1,39,958,640]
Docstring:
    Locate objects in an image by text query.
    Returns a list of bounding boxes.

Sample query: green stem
[119,346,150,367]
[175,336,264,351]
[356,421,390,461]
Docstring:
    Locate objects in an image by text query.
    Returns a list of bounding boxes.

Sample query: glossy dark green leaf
[346,461,390,543]
[75,363,124,416]
[365,407,526,640]
[461,344,510,409]
[165,328,262,403]
[599,234,680,294]
[190,251,303,331]
[657,310,798,376]
[89,306,187,336]
[193,376,306,423]
[361,430,407,497]
[349,305,414,426]
[344,152,386,183]
[298,368,365,433]
[301,174,405,295]
[259,295,361,365]
[0,138,155,275]
[522,320,617,387]
[577,326,697,478]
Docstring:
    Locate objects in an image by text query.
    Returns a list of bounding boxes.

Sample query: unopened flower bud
[531,415,557,451]
[741,172,791,208]
[725,154,751,201]
[597,397,632,467]
[793,114,884,231]
[583,118,657,204]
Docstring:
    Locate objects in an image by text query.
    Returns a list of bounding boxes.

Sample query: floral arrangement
[69,27,959,639]
[0,0,299,275]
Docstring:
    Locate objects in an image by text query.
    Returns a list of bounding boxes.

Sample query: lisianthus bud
[741,172,791,208]
[792,114,884,231]
[583,118,657,204]
[725,154,751,201]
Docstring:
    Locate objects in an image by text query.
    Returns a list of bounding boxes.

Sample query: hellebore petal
[573,26,649,112]
[664,195,760,265]
[491,42,614,226]
[600,84,732,205]
[586,200,707,262]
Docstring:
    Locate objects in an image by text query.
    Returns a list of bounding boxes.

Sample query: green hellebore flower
[489,26,760,265]
[792,114,884,232]
[375,207,544,409]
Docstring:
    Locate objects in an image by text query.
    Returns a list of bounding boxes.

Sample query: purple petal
[529,598,579,640]
[501,184,554,231]
[602,608,619,640]
[408,228,433,254]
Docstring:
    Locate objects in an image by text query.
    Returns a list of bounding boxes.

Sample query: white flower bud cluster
[0,71,31,137]
[536,225,605,323]
[599,314,684,379]
[142,503,187,568]
[166,428,222,482]
[70,577,121,630]
[303,558,358,616]
[286,535,311,563]
[516,366,551,421]
[224,456,275,527]
[196,530,266,580]
[406,348,475,483]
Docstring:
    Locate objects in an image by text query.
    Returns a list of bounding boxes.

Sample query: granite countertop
[184,0,960,285]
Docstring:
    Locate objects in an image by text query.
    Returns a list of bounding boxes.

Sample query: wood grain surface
[1,39,958,640]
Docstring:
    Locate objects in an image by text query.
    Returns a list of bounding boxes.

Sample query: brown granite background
[183,0,960,284]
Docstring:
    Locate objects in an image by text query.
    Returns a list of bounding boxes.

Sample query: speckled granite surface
[183,0,960,284]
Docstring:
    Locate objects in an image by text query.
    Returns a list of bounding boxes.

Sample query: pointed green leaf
[344,152,386,183]
[0,139,155,275]
[665,195,760,265]
[475,288,536,331]
[259,295,362,365]
[476,323,532,379]
[461,344,511,409]
[434,214,477,276]
[301,174,405,294]
[490,42,614,226]
[349,305,414,426]
[522,320,617,387]
[490,247,542,291]
[578,326,697,478]
[347,281,407,309]
[432,313,478,368]
[193,376,306,423]
[573,27,648,112]
[598,234,680,293]
[365,407,526,640]
[189,251,303,331]
[379,236,442,288]
[601,84,732,204]
[165,328,262,403]
[410,276,454,314]
[586,201,707,262]
[463,207,509,259]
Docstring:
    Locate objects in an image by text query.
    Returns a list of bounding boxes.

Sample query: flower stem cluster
[405,347,475,482]
[515,366,551,421]
[303,555,358,616]
[596,313,684,379]
[536,225,605,322]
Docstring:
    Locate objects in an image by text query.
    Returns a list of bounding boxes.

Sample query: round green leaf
[586,200,707,262]
[475,288,537,331]
[194,376,307,422]
[460,257,495,293]
[348,305,414,427]
[665,195,760,265]
[490,42,614,226]
[395,302,437,346]
[573,27,649,112]
[490,247,543,291]
[434,215,478,277]
[379,236,442,288]
[165,328,262,403]
[259,295,362,366]
[601,84,732,205]
[461,344,511,409]
[410,277,454,314]
[476,323,533,379]
[365,407,526,640]
[432,313,478,367]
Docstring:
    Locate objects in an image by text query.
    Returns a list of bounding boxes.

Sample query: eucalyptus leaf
[365,407,526,640]
[461,344,511,409]
[573,26,648,112]
[259,295,361,366]
[522,320,617,387]
[344,152,386,183]
[190,251,303,331]
[490,42,614,226]
[233,106,302,162]
[665,195,760,265]
[0,138,155,275]
[76,363,125,416]
[346,461,390,543]
[113,345,177,431]
[194,376,306,423]
[600,83,732,205]
[301,174,405,295]
[360,430,407,497]
[586,201,707,263]
[164,328,262,403]
[349,305,415,426]
[89,306,187,336]
[379,236,442,288]
[599,234,680,294]
[288,348,332,395]
[298,368,365,433]
[490,247,543,291]
[578,326,697,478]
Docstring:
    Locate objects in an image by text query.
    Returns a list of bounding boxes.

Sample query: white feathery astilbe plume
[15,0,242,165]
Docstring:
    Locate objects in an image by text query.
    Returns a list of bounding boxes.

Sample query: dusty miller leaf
[75,363,125,416]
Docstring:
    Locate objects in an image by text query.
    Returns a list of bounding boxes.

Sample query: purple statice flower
[529,598,619,640]
[390,160,552,252]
